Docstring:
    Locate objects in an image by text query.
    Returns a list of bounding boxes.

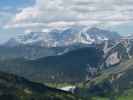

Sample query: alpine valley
[0,27,133,100]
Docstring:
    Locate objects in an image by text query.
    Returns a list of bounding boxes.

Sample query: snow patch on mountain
[5,27,120,47]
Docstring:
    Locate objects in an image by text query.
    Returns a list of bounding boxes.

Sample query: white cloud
[5,0,133,29]
[13,7,40,23]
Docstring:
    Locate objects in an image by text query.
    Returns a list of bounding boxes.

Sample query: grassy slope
[0,71,83,100]
[78,58,133,100]
[89,58,133,85]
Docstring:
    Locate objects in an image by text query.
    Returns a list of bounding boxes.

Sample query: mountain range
[0,27,121,60]
[0,27,133,99]
[0,38,132,83]
[5,27,120,47]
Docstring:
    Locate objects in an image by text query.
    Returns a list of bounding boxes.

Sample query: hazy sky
[0,0,133,43]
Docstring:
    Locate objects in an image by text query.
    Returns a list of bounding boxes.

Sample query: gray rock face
[5,27,120,47]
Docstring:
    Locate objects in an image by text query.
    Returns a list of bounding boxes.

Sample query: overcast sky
[0,0,133,43]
